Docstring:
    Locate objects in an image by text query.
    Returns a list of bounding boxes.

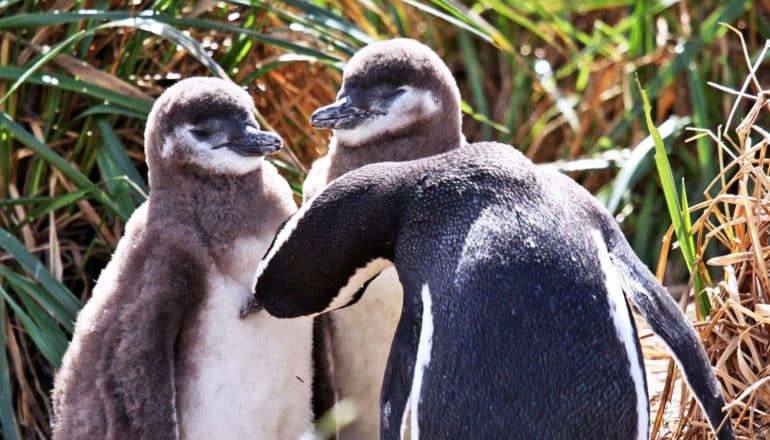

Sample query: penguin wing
[608,235,734,440]
[91,245,205,439]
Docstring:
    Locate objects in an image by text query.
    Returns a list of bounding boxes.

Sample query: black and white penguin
[244,142,734,439]
[303,38,464,438]
[52,77,312,439]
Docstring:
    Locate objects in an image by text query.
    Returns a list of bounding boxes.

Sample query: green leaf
[0,299,20,440]
[96,119,148,195]
[0,285,62,366]
[606,116,689,214]
[18,291,70,359]
[0,30,87,105]
[460,102,509,134]
[0,111,125,217]
[636,78,710,316]
[0,67,151,114]
[0,267,76,332]
[0,228,81,316]
[0,11,341,62]
[458,31,492,139]
[75,105,147,121]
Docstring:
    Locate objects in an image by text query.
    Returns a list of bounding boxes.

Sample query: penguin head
[145,77,283,177]
[310,38,462,147]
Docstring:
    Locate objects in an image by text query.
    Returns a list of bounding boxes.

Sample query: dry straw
[651,28,770,439]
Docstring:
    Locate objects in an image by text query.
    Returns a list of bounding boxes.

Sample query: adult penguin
[244,142,734,440]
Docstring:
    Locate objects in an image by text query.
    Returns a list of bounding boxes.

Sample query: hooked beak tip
[239,295,264,319]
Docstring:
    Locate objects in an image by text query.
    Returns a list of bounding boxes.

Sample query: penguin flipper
[97,247,205,439]
[609,240,735,440]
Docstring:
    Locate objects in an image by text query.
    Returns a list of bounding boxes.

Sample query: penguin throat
[148,170,268,257]
[329,127,462,178]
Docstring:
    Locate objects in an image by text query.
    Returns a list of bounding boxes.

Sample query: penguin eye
[191,128,212,139]
[384,87,407,100]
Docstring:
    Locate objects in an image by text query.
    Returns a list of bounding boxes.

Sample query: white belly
[177,270,313,439]
[330,267,403,439]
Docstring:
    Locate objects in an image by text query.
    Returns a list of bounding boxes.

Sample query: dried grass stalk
[652,31,770,440]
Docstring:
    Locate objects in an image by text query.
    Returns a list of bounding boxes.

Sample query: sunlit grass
[0,0,762,438]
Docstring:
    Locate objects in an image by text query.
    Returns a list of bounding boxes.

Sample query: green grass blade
[21,190,91,225]
[637,78,710,317]
[475,0,554,47]
[458,31,492,139]
[631,182,658,265]
[680,179,711,317]
[275,0,373,45]
[606,116,689,214]
[96,119,147,194]
[17,292,70,358]
[0,111,125,216]
[0,285,62,367]
[0,228,81,316]
[401,0,497,47]
[460,102,509,134]
[685,61,715,189]
[0,67,151,114]
[75,105,146,121]
[100,17,228,78]
[0,298,20,440]
[0,267,76,332]
[0,29,86,105]
[636,79,693,268]
[96,149,138,218]
[0,11,341,62]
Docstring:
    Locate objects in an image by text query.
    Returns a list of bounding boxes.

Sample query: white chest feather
[177,238,313,439]
[223,236,275,287]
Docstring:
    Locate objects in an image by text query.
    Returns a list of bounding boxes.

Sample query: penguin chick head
[310,38,461,147]
[145,77,282,177]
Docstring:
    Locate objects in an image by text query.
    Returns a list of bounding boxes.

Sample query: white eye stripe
[167,127,264,175]
[334,88,438,146]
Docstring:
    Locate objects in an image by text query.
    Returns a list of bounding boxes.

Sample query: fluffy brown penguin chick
[52,77,312,440]
[303,38,464,199]
[303,38,464,439]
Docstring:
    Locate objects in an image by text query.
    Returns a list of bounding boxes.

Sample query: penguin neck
[327,123,464,180]
[147,166,269,258]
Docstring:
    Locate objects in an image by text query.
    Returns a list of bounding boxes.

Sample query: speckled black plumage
[254,142,734,439]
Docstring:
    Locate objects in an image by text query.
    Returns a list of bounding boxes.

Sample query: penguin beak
[239,294,264,319]
[310,96,371,129]
[215,124,283,156]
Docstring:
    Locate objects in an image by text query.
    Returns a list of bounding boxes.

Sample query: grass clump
[0,0,764,438]
[649,29,770,439]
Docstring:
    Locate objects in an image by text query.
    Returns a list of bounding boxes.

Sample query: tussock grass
[650,29,770,439]
[0,0,764,438]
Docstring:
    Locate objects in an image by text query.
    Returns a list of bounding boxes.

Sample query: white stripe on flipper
[591,230,648,440]
[612,252,726,434]
[399,395,411,440]
[320,258,394,315]
[408,284,434,440]
[252,164,385,292]
[251,199,310,291]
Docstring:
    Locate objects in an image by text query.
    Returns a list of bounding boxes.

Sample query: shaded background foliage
[0,0,767,438]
